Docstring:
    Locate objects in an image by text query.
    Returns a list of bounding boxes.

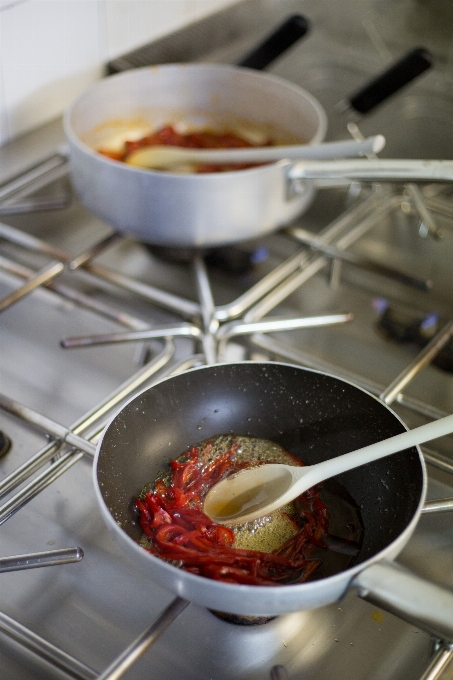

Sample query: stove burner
[0,431,11,458]
[204,245,269,274]
[375,300,453,372]
[209,610,277,625]
[146,244,269,274]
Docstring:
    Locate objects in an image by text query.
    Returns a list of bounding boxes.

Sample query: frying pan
[94,362,431,617]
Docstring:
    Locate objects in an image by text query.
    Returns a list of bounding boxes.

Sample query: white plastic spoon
[125,135,385,169]
[203,413,453,525]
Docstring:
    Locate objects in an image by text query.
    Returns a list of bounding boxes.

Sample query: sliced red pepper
[135,439,329,586]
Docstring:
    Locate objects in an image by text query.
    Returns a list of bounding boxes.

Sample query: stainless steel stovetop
[1,1,453,678]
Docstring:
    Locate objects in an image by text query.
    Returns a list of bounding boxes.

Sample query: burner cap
[0,431,12,458]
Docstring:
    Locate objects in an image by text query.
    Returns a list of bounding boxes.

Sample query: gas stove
[1,0,453,678]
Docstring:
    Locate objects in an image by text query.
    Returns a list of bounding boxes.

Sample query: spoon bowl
[204,412,453,525]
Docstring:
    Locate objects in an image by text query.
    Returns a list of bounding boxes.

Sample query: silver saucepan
[64,48,453,249]
[64,62,328,248]
[93,362,453,631]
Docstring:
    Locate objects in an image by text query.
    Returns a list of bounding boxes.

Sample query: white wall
[0,0,240,147]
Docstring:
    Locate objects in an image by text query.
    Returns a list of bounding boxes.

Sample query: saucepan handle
[352,561,453,642]
[237,14,310,71]
[286,46,435,196]
[287,158,453,186]
[346,47,433,115]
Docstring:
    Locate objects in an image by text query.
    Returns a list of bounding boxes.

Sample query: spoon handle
[306,413,453,488]
[193,136,385,163]
[127,136,385,168]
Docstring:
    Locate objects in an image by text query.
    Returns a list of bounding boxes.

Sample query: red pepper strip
[203,564,269,585]
[141,494,172,526]
[170,447,200,489]
[212,525,235,547]
[173,530,214,549]
[135,499,156,538]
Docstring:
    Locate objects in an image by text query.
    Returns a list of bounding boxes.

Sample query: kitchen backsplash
[0,0,240,148]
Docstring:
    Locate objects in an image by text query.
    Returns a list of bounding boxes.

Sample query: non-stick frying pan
[94,362,430,617]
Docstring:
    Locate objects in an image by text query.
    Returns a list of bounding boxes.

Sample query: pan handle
[286,158,453,186]
[237,14,310,70]
[346,47,433,115]
[352,561,453,642]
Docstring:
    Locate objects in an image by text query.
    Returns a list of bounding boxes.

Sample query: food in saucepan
[134,434,363,586]
[96,123,280,173]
